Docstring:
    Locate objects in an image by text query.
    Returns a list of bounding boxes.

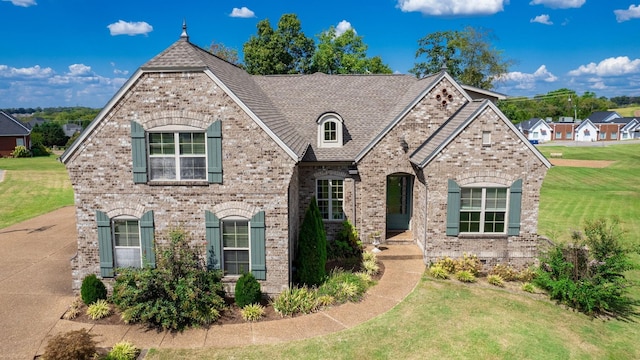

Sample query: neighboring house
[60,27,552,295]
[620,118,640,140]
[0,111,31,157]
[586,111,622,123]
[517,118,552,143]
[596,119,627,141]
[575,120,598,142]
[62,123,83,137]
[549,122,576,141]
[25,117,46,130]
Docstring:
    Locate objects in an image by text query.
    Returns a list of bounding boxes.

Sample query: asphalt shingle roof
[0,111,30,136]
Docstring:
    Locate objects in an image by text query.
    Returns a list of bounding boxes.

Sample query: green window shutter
[250,211,266,280]
[207,121,223,184]
[205,211,222,270]
[508,179,523,236]
[140,210,156,268]
[96,210,114,278]
[131,121,147,183]
[446,179,461,236]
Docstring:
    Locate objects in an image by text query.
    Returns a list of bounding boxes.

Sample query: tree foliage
[535,218,639,319]
[31,122,68,147]
[295,197,327,286]
[311,27,392,74]
[208,40,240,65]
[409,26,513,89]
[243,14,315,75]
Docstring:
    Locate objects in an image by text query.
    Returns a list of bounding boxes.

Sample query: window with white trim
[316,179,344,220]
[149,132,206,180]
[611,132,618,140]
[222,218,250,276]
[459,187,508,233]
[599,132,606,140]
[317,113,343,148]
[555,132,562,139]
[112,218,142,268]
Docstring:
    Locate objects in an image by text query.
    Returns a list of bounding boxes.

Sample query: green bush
[11,145,30,158]
[455,270,476,283]
[521,282,536,293]
[30,142,50,156]
[41,329,96,360]
[86,299,112,320]
[433,254,482,276]
[111,228,226,330]
[240,303,265,322]
[235,272,262,308]
[105,341,139,360]
[272,286,318,317]
[487,274,505,287]
[327,220,363,260]
[295,197,327,286]
[317,270,372,304]
[535,218,639,318]
[429,264,450,279]
[80,274,107,305]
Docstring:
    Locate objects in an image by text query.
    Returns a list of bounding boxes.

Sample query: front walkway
[0,207,426,358]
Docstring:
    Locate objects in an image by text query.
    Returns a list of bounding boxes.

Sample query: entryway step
[385,230,415,245]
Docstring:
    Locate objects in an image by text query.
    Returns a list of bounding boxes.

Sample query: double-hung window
[149,132,206,180]
[459,188,508,233]
[317,179,344,220]
[222,219,250,276]
[113,218,142,268]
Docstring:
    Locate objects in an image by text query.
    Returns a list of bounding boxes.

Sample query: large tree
[311,27,392,74]
[410,26,513,89]
[208,40,240,65]
[243,14,315,75]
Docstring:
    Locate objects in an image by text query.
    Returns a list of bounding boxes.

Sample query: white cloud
[614,5,640,22]
[230,7,255,18]
[335,20,355,36]
[107,20,153,36]
[2,0,36,7]
[396,0,507,16]
[531,14,553,25]
[568,56,640,77]
[529,0,585,9]
[0,64,53,79]
[68,64,92,76]
[497,65,557,90]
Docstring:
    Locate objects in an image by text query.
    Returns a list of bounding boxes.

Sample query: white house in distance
[516,118,552,143]
[574,119,598,142]
[621,118,640,140]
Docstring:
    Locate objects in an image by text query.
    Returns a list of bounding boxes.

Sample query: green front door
[386,175,412,231]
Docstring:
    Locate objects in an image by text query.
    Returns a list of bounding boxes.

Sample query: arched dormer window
[317,113,343,148]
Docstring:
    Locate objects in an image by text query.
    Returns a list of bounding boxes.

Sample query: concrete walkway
[0,207,426,359]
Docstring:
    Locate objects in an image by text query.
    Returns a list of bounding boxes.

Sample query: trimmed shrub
[41,329,96,360]
[63,297,83,320]
[455,270,476,283]
[105,341,139,360]
[272,286,318,317]
[487,274,505,287]
[111,228,226,330]
[240,303,265,322]
[361,256,380,276]
[455,253,482,276]
[80,274,107,305]
[327,220,363,260]
[490,264,519,282]
[86,299,112,320]
[235,272,262,308]
[30,142,50,156]
[295,197,327,286]
[317,270,372,304]
[11,145,30,158]
[429,264,450,279]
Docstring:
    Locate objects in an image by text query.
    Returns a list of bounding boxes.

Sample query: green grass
[610,106,640,117]
[0,155,73,229]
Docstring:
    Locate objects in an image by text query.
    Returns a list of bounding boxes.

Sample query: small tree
[536,218,639,319]
[295,197,327,286]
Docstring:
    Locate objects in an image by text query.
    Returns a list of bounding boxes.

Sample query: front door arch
[386,174,413,231]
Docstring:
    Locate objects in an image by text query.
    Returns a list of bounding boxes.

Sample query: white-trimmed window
[222,218,250,276]
[16,138,24,146]
[149,132,206,180]
[565,131,572,139]
[555,132,562,139]
[112,217,142,268]
[532,131,539,139]
[599,132,606,140]
[459,187,508,233]
[611,132,618,140]
[317,113,343,148]
[316,179,344,220]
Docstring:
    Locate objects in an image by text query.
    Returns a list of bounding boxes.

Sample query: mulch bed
[65,259,385,327]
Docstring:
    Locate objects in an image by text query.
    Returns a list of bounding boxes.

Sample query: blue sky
[1,0,639,108]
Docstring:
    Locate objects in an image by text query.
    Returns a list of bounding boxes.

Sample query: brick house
[0,111,31,157]
[61,28,551,295]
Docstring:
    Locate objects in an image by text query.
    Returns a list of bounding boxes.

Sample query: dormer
[317,112,344,148]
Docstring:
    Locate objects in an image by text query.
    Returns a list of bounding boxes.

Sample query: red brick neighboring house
[0,111,31,157]
[60,27,551,295]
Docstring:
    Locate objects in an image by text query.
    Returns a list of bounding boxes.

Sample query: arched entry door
[386,174,413,231]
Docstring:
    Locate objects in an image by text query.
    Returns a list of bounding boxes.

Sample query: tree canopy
[208,40,240,65]
[243,14,315,75]
[311,27,392,74]
[409,26,513,90]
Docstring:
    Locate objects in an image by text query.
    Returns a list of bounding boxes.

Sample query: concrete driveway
[0,207,76,360]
